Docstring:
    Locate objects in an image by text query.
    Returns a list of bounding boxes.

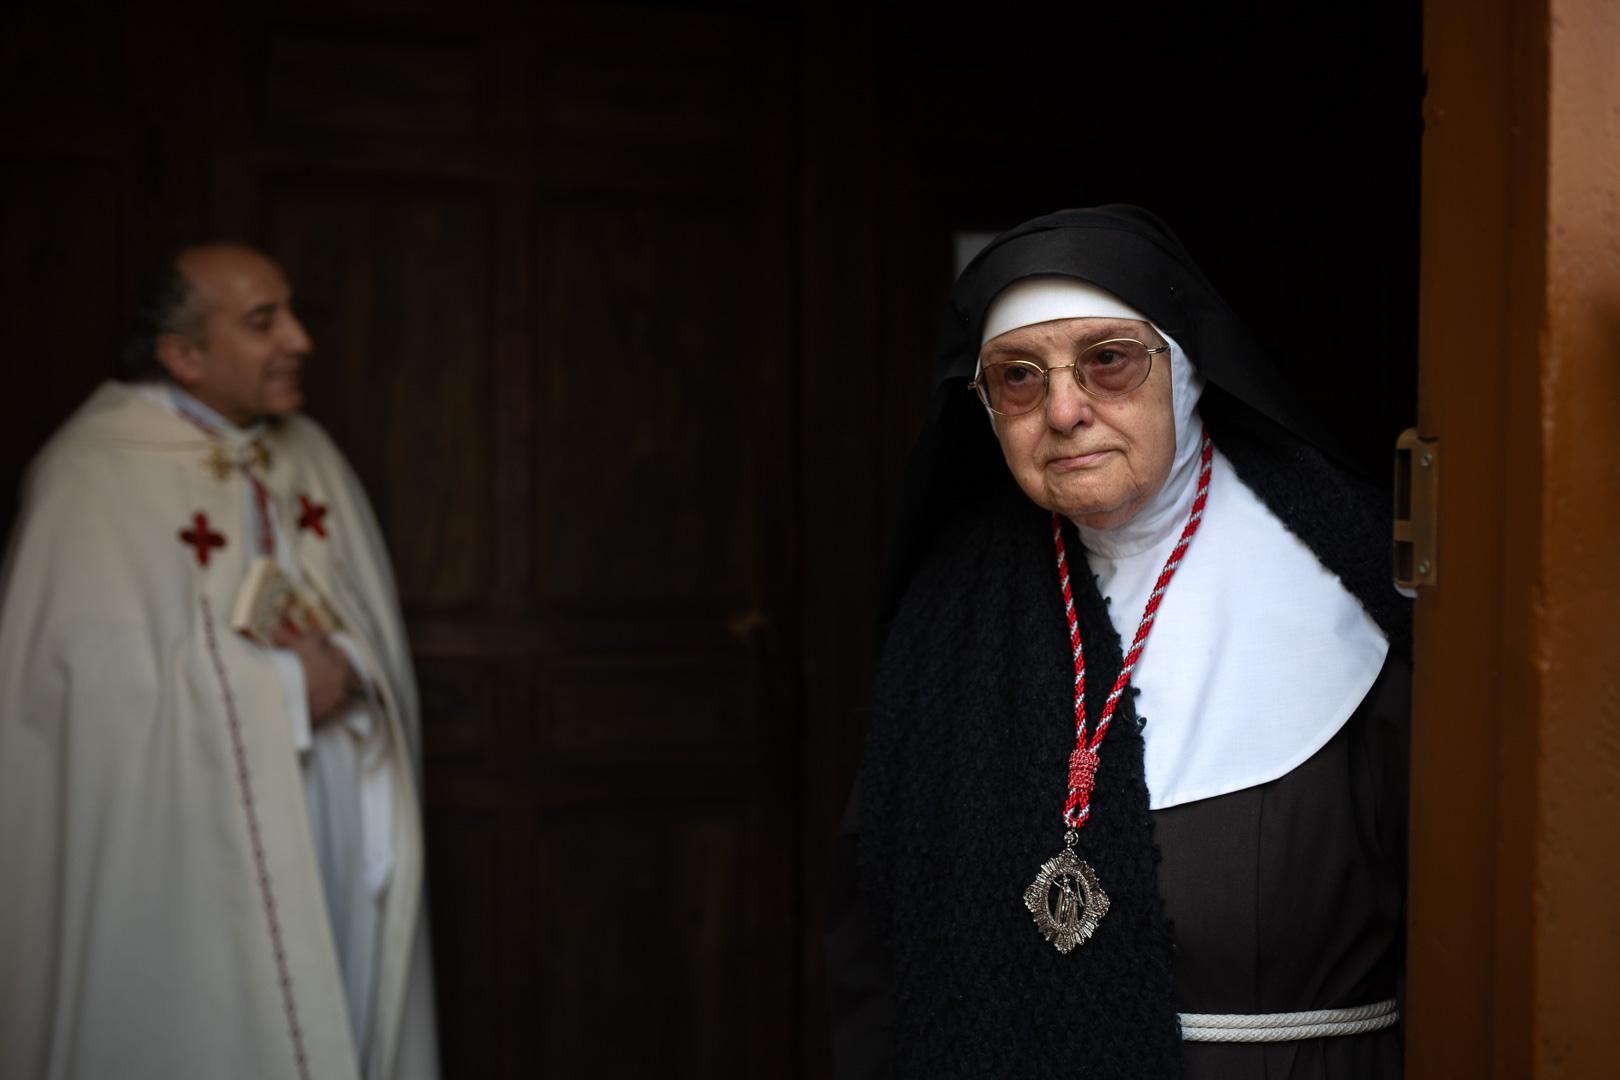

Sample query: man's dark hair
[118,243,219,381]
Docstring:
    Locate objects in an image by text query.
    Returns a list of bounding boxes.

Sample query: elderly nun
[830,206,1410,1079]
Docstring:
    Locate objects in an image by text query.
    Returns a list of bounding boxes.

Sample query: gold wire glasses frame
[967,338,1169,416]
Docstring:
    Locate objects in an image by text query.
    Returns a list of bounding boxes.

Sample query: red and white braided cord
[1055,428,1214,830]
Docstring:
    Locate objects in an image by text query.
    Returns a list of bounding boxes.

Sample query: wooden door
[4,6,800,1077]
[1408,0,1620,1074]
[223,10,798,1076]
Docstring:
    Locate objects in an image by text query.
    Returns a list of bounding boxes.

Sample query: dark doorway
[1,2,1420,1076]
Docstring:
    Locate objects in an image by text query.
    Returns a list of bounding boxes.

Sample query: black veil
[879,204,1392,640]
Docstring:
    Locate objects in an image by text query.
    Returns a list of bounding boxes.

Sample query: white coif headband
[972,273,1204,444]
[980,275,1150,347]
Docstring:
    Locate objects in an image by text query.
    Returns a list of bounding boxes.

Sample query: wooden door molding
[1408,0,1542,1073]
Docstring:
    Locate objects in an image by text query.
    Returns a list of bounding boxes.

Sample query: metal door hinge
[1393,429,1438,592]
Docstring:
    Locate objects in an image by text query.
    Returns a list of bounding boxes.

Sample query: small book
[231,556,339,645]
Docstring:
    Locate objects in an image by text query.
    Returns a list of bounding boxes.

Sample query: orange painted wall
[1411,0,1620,1075]
[1536,0,1620,1073]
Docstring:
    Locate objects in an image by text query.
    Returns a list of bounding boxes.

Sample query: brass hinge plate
[1393,429,1438,591]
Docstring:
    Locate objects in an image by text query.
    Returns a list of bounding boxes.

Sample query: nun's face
[983,317,1176,530]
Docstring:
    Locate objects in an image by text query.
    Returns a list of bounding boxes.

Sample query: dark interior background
[1,1,1421,1076]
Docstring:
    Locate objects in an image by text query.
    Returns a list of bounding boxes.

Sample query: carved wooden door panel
[204,7,799,1076]
[0,21,147,539]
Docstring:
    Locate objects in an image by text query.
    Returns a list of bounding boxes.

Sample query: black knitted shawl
[856,390,1407,1079]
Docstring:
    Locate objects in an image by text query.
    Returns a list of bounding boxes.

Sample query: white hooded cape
[0,382,439,1080]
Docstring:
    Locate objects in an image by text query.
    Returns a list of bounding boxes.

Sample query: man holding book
[0,243,439,1080]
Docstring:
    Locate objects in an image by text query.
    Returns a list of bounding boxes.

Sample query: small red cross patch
[179,512,227,567]
[297,494,329,539]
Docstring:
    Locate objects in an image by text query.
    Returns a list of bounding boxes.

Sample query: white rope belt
[1178,998,1400,1043]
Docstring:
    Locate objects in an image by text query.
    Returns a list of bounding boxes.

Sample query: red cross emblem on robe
[297,494,329,539]
[179,512,227,567]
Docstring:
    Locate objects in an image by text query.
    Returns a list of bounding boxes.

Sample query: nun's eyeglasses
[968,338,1167,417]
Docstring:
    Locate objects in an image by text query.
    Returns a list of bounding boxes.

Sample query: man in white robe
[0,243,440,1080]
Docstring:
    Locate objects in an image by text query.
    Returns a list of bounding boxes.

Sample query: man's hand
[272,626,361,726]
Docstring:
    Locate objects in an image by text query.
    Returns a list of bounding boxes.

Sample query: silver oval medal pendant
[1025,838,1110,953]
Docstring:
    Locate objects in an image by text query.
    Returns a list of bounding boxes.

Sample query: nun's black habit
[829,206,1409,1079]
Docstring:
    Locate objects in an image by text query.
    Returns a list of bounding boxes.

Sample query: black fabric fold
[857,477,1183,1079]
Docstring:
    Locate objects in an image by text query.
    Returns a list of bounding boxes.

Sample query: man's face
[159,245,311,427]
[983,317,1177,531]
